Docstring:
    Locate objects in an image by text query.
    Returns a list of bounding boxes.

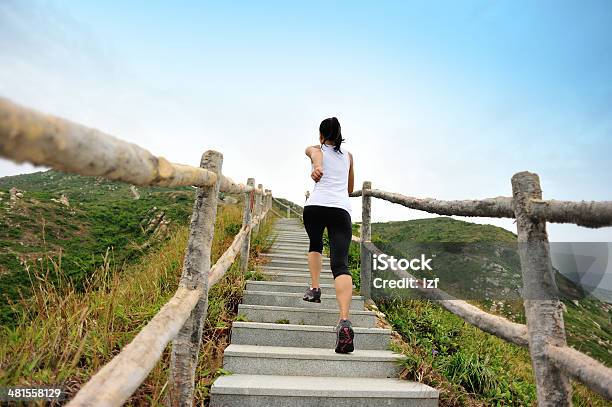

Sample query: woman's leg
[334,275,352,320]
[303,206,325,291]
[328,208,354,353]
[327,208,353,320]
[308,252,322,288]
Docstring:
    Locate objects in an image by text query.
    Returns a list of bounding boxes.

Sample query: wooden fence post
[265,189,271,213]
[511,171,571,406]
[360,181,372,299]
[239,178,255,274]
[253,183,263,234]
[287,203,291,218]
[167,150,223,407]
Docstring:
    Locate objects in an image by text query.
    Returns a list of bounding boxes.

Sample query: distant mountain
[0,170,197,326]
[371,217,611,366]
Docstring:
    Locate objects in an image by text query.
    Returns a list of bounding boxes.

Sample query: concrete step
[210,375,439,407]
[267,250,311,257]
[272,240,310,248]
[266,259,331,269]
[222,345,403,378]
[271,242,309,247]
[247,280,335,293]
[272,241,310,246]
[272,237,310,242]
[261,271,334,283]
[263,253,329,263]
[231,322,391,350]
[262,265,333,274]
[243,290,364,309]
[237,304,378,327]
[269,246,310,253]
[273,236,309,241]
[268,246,310,252]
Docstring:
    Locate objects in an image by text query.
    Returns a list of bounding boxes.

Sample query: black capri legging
[303,205,352,279]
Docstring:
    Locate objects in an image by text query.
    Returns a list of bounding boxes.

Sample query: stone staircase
[210,218,439,406]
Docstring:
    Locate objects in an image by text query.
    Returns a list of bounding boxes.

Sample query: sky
[1,0,611,246]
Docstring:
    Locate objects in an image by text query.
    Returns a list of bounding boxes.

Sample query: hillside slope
[370,217,611,366]
[0,170,198,325]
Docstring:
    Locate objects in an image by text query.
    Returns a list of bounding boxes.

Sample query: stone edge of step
[232,321,391,335]
[211,375,440,398]
[223,344,402,362]
[246,280,335,288]
[244,290,364,301]
[237,304,376,316]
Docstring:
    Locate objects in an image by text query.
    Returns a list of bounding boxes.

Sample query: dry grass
[0,203,276,406]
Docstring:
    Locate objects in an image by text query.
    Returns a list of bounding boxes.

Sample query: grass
[345,216,611,406]
[0,201,277,406]
[0,170,197,326]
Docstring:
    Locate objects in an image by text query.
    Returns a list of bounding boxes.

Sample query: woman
[303,117,355,354]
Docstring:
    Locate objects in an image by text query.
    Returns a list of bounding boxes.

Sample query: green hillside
[370,217,611,365]
[0,170,199,326]
[341,217,609,405]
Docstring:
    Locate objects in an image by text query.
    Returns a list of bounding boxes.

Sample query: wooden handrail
[361,241,529,347]
[0,97,269,196]
[272,197,303,219]
[0,98,275,406]
[352,177,612,403]
[68,183,272,407]
[351,186,612,228]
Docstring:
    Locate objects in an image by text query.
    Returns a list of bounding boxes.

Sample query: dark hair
[319,117,344,153]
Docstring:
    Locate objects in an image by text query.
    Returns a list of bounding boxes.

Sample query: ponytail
[319,117,345,153]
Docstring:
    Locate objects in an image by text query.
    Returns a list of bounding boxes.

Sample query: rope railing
[0,97,261,194]
[351,188,612,228]
[361,240,529,347]
[273,196,303,219]
[0,98,274,406]
[352,175,612,404]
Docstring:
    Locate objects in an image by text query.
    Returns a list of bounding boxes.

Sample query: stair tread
[212,374,438,398]
[224,344,400,361]
[247,280,335,289]
[238,304,376,315]
[244,290,363,300]
[232,321,390,334]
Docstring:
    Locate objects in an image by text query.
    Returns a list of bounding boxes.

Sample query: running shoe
[303,287,321,303]
[335,319,355,353]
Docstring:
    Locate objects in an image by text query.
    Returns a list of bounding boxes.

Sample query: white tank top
[305,143,352,215]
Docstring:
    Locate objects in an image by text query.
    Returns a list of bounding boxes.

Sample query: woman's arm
[305,145,324,182]
[348,152,354,194]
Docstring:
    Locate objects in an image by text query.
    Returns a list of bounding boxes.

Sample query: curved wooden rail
[352,177,612,404]
[0,98,274,406]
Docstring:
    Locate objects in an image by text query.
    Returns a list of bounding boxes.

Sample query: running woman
[303,117,355,353]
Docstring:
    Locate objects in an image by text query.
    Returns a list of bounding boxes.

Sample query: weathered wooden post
[360,181,372,299]
[239,178,255,274]
[511,171,571,406]
[167,150,223,407]
[253,183,263,234]
[264,189,271,213]
[287,203,291,218]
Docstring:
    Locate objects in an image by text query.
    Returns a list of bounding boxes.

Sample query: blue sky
[1,0,611,244]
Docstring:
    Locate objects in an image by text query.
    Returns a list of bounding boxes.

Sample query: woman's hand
[305,145,324,182]
[311,165,324,182]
